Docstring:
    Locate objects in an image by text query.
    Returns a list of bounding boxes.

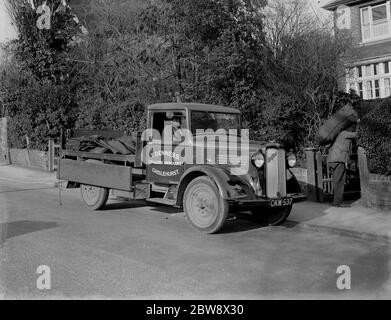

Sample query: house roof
[349,39,391,64]
[148,103,240,114]
[322,0,369,11]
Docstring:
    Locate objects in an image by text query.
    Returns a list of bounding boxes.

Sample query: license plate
[270,198,293,208]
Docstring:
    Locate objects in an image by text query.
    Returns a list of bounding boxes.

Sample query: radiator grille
[265,148,287,198]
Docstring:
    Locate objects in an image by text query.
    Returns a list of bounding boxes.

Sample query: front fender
[175,165,236,207]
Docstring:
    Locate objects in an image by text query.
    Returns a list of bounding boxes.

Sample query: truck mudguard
[175,165,237,207]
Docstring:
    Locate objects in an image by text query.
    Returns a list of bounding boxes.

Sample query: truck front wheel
[251,206,292,226]
[183,176,229,234]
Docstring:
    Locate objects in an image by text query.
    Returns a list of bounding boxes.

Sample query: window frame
[347,61,391,100]
[360,1,391,42]
[149,110,189,143]
[384,78,391,97]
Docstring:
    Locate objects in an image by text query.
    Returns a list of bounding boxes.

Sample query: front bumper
[230,193,307,209]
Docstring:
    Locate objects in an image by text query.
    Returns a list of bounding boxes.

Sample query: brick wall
[333,6,361,90]
[332,5,361,45]
[350,5,361,46]
[358,147,391,210]
[367,174,391,209]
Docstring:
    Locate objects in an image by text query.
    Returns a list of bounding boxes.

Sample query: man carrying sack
[315,104,360,207]
[327,123,359,207]
[316,103,360,207]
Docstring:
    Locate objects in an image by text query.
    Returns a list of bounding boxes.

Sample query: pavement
[0,164,390,244]
[289,202,391,245]
[0,164,58,186]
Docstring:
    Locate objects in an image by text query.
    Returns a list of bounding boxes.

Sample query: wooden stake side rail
[62,150,138,165]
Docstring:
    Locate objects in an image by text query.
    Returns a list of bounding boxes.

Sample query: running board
[146,198,176,206]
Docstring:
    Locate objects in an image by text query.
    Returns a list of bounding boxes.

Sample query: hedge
[355,98,383,119]
[358,97,391,175]
[6,82,78,150]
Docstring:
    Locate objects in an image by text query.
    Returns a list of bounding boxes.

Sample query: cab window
[151,111,186,141]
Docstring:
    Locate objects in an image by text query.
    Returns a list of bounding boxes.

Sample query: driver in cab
[171,115,184,143]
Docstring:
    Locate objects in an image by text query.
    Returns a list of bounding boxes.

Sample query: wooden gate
[305,147,361,202]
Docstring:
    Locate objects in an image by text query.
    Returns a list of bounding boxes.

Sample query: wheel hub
[188,185,218,228]
[184,177,229,233]
[82,185,100,204]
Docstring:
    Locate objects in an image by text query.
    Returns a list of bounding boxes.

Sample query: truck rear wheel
[251,206,292,226]
[80,160,109,210]
[80,184,109,210]
[183,176,229,234]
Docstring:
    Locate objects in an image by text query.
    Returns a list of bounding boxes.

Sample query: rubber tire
[80,160,109,210]
[250,205,292,226]
[183,176,229,234]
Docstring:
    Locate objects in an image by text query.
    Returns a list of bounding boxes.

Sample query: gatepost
[0,118,10,165]
[305,147,321,202]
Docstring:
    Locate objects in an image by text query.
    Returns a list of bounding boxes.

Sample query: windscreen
[191,111,240,134]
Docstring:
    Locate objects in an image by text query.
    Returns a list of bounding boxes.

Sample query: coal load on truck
[315,104,359,146]
[65,134,136,155]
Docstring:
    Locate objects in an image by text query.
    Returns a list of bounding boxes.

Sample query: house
[323,0,391,100]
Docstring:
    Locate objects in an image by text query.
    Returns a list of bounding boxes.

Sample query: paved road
[0,179,390,299]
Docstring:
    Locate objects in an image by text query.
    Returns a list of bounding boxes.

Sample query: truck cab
[59,103,306,233]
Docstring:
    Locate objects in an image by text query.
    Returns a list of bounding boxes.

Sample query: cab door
[145,110,189,185]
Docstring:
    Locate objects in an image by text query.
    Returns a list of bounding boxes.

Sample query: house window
[366,81,373,99]
[365,64,373,77]
[372,4,388,36]
[358,82,364,98]
[362,8,371,40]
[385,78,391,97]
[374,63,379,75]
[384,61,390,74]
[358,66,363,78]
[349,60,391,100]
[360,1,391,42]
[375,79,381,97]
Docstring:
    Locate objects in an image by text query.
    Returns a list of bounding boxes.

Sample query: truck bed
[58,129,145,191]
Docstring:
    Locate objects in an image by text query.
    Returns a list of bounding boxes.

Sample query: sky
[310,0,333,19]
[0,0,332,44]
[0,0,16,43]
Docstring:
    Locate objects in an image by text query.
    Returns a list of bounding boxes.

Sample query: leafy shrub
[333,90,362,114]
[6,82,78,150]
[358,97,391,175]
[355,98,383,120]
[246,92,306,150]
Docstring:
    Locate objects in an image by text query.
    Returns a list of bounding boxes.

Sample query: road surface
[0,179,390,299]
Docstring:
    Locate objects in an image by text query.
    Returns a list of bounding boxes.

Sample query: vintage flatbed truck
[58,103,306,233]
